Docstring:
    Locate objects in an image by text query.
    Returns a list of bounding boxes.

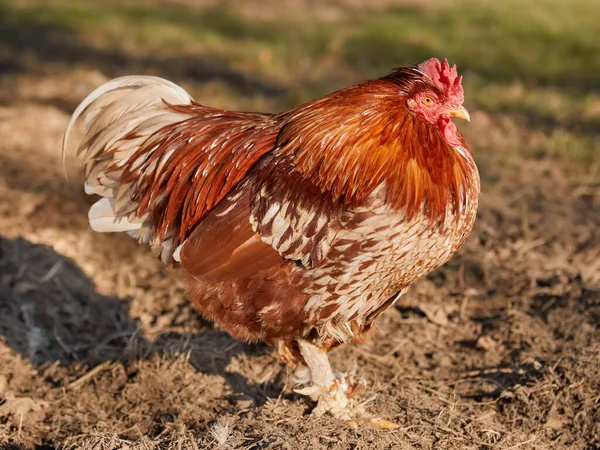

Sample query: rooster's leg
[293,339,356,420]
[293,339,398,429]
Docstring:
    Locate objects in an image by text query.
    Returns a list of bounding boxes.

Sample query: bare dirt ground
[1,2,600,449]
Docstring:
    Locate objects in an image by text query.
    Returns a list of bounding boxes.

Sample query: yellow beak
[447,105,471,122]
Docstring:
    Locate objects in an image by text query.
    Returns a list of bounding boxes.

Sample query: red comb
[417,58,464,103]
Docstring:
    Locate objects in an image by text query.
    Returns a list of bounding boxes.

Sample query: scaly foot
[294,339,398,429]
[294,370,364,419]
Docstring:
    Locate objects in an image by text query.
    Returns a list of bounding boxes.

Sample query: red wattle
[438,116,461,148]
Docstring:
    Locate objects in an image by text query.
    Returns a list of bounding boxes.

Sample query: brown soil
[1,22,599,450]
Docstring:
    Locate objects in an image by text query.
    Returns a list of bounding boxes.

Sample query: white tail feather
[62,76,191,161]
[88,198,143,233]
[63,75,196,261]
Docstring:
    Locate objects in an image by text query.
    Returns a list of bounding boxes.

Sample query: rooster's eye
[423,97,433,105]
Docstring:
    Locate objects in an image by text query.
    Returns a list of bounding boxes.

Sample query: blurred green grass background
[1,0,598,163]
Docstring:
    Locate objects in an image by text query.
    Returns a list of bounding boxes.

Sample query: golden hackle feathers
[276,77,475,227]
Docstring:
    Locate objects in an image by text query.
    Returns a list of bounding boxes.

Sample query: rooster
[63,58,479,427]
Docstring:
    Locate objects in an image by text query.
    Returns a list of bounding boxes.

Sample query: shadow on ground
[0,236,279,406]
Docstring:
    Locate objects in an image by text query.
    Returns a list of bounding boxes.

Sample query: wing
[63,76,279,262]
[178,184,283,282]
[249,155,343,268]
[178,164,343,283]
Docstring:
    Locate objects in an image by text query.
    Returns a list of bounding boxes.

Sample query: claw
[293,384,322,399]
[346,417,399,430]
[295,340,396,429]
[347,419,359,429]
[367,418,399,430]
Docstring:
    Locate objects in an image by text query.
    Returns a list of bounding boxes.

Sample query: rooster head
[405,58,470,147]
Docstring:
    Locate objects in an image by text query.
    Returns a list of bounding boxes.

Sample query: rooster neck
[384,113,478,226]
[276,83,478,227]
